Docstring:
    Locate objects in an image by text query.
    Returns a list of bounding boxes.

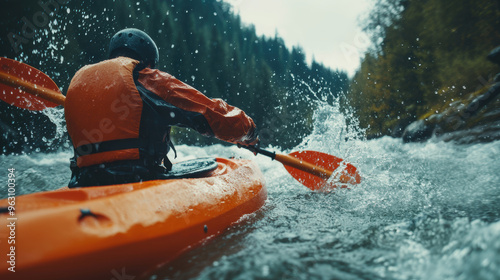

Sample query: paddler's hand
[240,126,259,147]
[245,136,260,147]
[237,126,259,154]
[237,137,259,155]
[237,142,259,155]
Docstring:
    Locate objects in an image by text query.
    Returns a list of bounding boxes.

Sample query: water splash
[40,107,67,149]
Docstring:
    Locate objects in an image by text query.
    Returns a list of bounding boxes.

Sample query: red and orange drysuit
[65,57,257,187]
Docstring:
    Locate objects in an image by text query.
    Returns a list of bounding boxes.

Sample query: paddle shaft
[238,144,333,179]
[0,71,65,106]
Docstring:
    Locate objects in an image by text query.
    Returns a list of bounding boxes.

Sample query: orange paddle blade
[0,57,64,110]
[281,150,361,191]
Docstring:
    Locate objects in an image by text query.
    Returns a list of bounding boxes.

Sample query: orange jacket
[65,57,257,169]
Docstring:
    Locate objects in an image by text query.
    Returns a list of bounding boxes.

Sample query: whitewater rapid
[0,103,499,280]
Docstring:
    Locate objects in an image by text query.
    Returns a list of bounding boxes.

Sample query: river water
[1,102,499,280]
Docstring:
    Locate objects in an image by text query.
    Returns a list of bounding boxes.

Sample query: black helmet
[108,28,159,68]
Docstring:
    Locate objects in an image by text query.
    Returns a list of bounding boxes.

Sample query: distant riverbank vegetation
[347,0,500,138]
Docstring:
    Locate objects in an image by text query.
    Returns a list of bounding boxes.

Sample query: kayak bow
[0,158,267,280]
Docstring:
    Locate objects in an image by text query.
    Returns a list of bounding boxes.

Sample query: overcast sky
[224,0,374,77]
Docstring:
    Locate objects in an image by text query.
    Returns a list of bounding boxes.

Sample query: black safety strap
[74,138,141,157]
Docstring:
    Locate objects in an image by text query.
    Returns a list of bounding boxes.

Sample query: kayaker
[64,28,258,187]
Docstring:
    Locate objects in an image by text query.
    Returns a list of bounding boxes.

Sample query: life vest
[65,57,145,168]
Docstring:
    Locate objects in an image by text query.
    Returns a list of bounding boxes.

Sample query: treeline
[347,0,500,138]
[0,0,348,153]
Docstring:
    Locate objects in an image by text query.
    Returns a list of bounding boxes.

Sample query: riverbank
[395,47,500,144]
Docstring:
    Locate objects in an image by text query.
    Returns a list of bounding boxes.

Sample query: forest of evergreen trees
[347,0,500,138]
[0,0,348,153]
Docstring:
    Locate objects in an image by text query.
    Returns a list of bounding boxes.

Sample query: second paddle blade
[0,57,61,110]
[283,150,361,191]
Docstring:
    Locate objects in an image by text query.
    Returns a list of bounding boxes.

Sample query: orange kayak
[0,158,267,280]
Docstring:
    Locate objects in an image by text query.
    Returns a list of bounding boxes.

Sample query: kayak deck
[0,158,267,280]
